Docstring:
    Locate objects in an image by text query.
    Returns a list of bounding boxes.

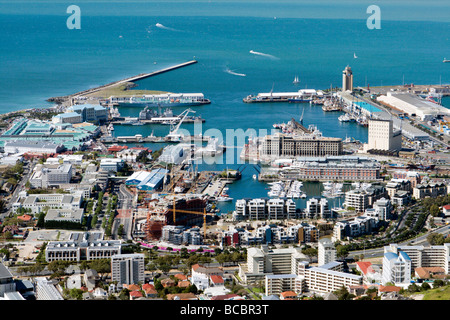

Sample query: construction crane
[166,108,195,142]
[170,196,215,239]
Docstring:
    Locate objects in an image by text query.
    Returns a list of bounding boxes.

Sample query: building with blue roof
[126,169,169,191]
[67,104,107,124]
[382,250,412,286]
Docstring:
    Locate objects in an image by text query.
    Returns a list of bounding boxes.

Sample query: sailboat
[354,53,358,59]
[293,75,300,84]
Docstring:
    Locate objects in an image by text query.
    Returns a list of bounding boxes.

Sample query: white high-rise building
[382,251,412,286]
[111,254,145,288]
[318,239,337,267]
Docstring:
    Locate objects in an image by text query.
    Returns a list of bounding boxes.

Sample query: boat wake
[224,67,246,77]
[249,50,279,60]
[155,23,179,32]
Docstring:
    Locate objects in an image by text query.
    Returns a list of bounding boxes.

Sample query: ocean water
[1,1,450,213]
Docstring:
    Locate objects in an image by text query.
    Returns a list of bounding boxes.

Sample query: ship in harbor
[105,92,210,107]
[243,89,323,103]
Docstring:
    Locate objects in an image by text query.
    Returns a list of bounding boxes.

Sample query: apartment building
[282,156,380,181]
[233,198,296,221]
[344,188,370,213]
[413,182,448,199]
[304,197,332,219]
[382,251,412,286]
[385,244,450,274]
[296,261,363,294]
[111,254,145,288]
[318,239,337,267]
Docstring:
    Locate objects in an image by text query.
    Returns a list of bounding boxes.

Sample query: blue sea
[1,1,450,213]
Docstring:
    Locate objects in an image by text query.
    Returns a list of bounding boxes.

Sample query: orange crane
[171,197,215,239]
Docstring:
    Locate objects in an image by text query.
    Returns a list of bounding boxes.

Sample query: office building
[29,163,73,188]
[13,191,83,214]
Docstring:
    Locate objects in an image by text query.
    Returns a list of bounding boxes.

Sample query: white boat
[293,76,300,84]
[217,196,233,202]
[443,58,450,63]
[300,193,307,199]
[354,53,358,59]
[253,174,257,180]
[338,113,351,122]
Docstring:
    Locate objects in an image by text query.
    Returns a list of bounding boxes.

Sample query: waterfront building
[233,198,297,221]
[125,169,169,191]
[382,251,412,286]
[111,254,145,289]
[365,197,392,220]
[0,118,98,152]
[318,239,337,267]
[280,156,380,181]
[342,66,353,92]
[52,112,83,124]
[344,188,370,213]
[364,119,402,152]
[258,132,343,161]
[158,144,187,164]
[4,140,64,155]
[304,197,332,219]
[377,92,450,121]
[67,104,108,124]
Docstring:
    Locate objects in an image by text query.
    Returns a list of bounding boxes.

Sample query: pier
[101,134,209,144]
[48,60,198,103]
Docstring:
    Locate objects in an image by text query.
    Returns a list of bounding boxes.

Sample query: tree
[430,204,440,217]
[336,245,349,260]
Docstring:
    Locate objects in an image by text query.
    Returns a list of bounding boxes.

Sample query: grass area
[419,285,450,300]
[85,82,168,98]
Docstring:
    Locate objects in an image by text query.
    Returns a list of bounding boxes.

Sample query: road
[348,224,450,260]
[112,183,135,240]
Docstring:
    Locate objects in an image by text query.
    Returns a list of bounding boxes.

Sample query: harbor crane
[166,108,195,142]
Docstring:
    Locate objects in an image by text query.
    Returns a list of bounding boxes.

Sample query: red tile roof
[356,261,373,275]
[130,290,143,298]
[210,275,224,284]
[378,285,401,293]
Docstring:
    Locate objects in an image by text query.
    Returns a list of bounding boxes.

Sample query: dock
[101,134,209,144]
[48,60,198,103]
